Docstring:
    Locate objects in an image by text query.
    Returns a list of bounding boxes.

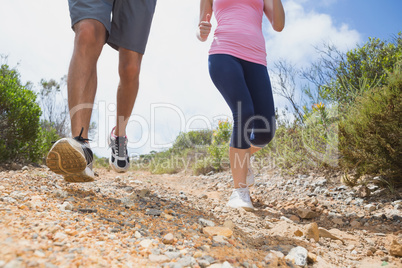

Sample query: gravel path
[0,166,401,268]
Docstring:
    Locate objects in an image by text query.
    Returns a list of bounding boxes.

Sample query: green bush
[207,120,231,171]
[0,63,42,162]
[339,61,402,186]
[149,150,180,174]
[192,155,215,175]
[172,129,212,151]
[30,126,60,163]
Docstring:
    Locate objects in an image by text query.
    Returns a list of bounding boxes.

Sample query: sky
[1,0,401,157]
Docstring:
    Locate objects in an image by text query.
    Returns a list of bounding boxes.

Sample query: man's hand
[198,14,211,42]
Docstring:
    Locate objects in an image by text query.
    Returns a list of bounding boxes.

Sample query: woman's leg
[241,60,276,150]
[209,54,254,189]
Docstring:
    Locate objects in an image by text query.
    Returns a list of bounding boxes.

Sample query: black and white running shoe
[46,128,94,182]
[108,127,130,173]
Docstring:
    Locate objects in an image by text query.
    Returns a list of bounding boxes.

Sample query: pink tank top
[209,0,267,66]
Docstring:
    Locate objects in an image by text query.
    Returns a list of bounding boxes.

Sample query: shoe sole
[46,139,94,183]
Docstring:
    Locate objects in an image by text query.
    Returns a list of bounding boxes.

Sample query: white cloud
[264,0,361,67]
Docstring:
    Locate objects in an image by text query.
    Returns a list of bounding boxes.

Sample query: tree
[0,60,42,161]
[271,60,304,123]
[37,77,69,137]
[37,76,97,138]
[302,33,402,107]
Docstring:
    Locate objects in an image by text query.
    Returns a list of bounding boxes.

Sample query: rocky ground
[0,165,401,268]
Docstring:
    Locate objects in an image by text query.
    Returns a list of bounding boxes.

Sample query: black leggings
[209,54,276,149]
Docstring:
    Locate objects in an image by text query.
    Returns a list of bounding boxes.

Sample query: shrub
[29,126,60,163]
[207,120,231,171]
[172,129,212,151]
[339,61,402,186]
[149,150,180,174]
[192,155,215,175]
[0,63,42,162]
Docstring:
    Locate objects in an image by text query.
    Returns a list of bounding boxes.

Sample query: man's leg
[114,48,143,136]
[107,48,142,173]
[46,19,106,183]
[68,19,107,138]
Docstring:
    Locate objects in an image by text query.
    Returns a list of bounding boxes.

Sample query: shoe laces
[74,127,93,165]
[74,127,90,143]
[236,187,250,202]
[114,136,128,159]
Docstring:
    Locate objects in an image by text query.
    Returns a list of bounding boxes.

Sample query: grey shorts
[68,0,157,54]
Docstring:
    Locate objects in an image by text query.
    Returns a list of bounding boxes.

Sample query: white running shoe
[46,128,94,183]
[108,127,130,173]
[247,168,255,187]
[227,187,255,211]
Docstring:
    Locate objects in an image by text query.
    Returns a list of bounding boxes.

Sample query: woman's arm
[264,0,285,32]
[197,0,213,42]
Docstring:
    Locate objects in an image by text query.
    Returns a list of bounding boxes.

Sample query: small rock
[297,208,318,219]
[289,215,300,223]
[294,230,303,237]
[134,231,142,238]
[350,220,361,228]
[4,260,24,268]
[53,232,68,241]
[203,227,233,238]
[178,256,195,267]
[331,217,344,225]
[392,200,402,206]
[162,233,175,245]
[389,239,402,257]
[145,209,162,216]
[3,197,17,203]
[356,185,370,198]
[165,251,181,259]
[221,261,232,268]
[139,239,153,248]
[307,252,317,263]
[60,202,73,211]
[316,178,327,186]
[366,249,374,256]
[264,250,284,266]
[149,254,170,263]
[285,246,308,266]
[305,222,319,242]
[223,220,235,230]
[280,216,294,223]
[198,259,210,268]
[213,235,227,244]
[318,228,344,243]
[199,218,215,227]
[53,190,68,198]
[34,250,46,257]
[364,204,376,212]
[10,163,22,170]
[139,189,150,198]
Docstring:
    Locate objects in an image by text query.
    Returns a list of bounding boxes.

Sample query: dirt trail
[0,166,401,268]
